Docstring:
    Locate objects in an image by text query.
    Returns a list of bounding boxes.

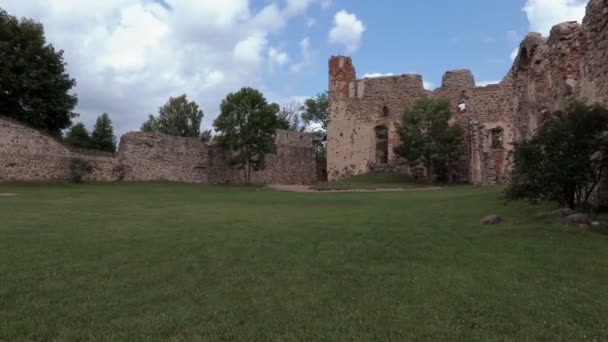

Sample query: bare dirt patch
[0,193,18,197]
[268,184,441,193]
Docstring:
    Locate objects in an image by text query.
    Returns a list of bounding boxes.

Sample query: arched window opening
[375,125,389,165]
[458,102,468,113]
[517,47,530,71]
[382,106,390,118]
[491,128,504,149]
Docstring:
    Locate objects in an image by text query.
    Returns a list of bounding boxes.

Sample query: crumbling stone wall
[328,0,608,184]
[208,131,317,185]
[0,118,120,182]
[0,117,317,185]
[118,133,209,183]
[328,60,429,180]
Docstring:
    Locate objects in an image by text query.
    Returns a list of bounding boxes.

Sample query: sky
[0,0,590,135]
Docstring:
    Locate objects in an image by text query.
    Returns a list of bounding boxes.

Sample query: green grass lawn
[315,172,430,190]
[1,183,607,341]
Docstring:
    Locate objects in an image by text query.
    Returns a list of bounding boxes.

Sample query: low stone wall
[0,117,318,185]
[118,133,209,183]
[0,118,119,182]
[208,145,317,185]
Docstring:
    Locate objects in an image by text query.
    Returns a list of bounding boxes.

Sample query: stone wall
[118,133,209,183]
[0,117,318,185]
[327,0,608,184]
[0,118,120,182]
[208,131,317,185]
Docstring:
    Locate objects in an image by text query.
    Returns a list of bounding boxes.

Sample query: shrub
[69,158,93,183]
[506,102,608,209]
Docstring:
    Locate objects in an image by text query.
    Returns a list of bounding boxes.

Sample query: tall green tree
[141,94,203,137]
[302,91,329,152]
[91,113,117,153]
[213,87,282,183]
[64,123,92,149]
[278,101,306,132]
[394,96,463,182]
[507,102,608,209]
[200,129,214,143]
[0,9,77,135]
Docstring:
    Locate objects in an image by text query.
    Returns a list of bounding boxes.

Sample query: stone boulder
[552,208,574,217]
[481,215,503,225]
[563,213,592,226]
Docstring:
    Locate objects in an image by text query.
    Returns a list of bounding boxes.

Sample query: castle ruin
[327,0,608,184]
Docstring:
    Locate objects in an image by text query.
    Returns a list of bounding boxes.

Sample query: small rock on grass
[551,208,574,217]
[563,213,592,226]
[481,215,503,225]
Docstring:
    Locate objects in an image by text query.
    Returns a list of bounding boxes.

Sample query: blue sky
[1,0,590,134]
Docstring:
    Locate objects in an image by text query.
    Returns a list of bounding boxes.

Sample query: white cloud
[1,0,329,135]
[510,48,520,61]
[423,81,434,90]
[234,33,267,64]
[476,80,501,87]
[290,37,313,73]
[363,72,394,78]
[523,0,588,35]
[328,10,365,53]
[268,47,290,70]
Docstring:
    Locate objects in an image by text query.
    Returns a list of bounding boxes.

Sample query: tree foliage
[64,123,92,149]
[213,87,281,183]
[0,8,77,135]
[69,158,93,183]
[200,129,214,143]
[141,94,203,138]
[507,102,608,209]
[91,113,117,153]
[302,91,329,152]
[394,96,463,182]
[278,101,307,132]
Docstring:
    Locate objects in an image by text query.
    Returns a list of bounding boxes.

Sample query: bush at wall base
[69,158,94,183]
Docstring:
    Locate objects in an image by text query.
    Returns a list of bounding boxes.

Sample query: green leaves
[64,123,92,149]
[302,91,329,130]
[91,113,117,153]
[508,102,608,208]
[0,9,77,135]
[394,96,463,182]
[64,114,117,153]
[302,91,329,153]
[141,94,203,138]
[213,87,281,182]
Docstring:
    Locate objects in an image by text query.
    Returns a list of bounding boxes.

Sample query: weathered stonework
[0,117,317,185]
[328,0,608,184]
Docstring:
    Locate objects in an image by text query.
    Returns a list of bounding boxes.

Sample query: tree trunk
[425,158,433,183]
[247,162,252,185]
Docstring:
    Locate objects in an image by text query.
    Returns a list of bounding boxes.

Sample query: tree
[278,101,306,132]
[394,96,463,182]
[200,129,214,143]
[302,91,329,152]
[64,123,92,149]
[69,158,93,183]
[91,113,117,153]
[141,94,203,137]
[213,87,282,183]
[0,9,77,136]
[507,102,608,209]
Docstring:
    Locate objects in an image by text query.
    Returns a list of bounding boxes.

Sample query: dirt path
[0,193,18,197]
[268,184,442,193]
